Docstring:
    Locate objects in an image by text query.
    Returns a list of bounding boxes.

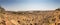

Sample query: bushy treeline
[56,8,60,11]
[0,6,5,13]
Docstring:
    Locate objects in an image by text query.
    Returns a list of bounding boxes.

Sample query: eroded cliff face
[0,8,60,25]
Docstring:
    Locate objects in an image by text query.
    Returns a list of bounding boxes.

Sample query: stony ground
[0,10,60,25]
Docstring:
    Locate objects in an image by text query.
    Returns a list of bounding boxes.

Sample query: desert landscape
[0,7,60,25]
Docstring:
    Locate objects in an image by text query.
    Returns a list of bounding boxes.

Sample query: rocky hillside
[0,7,60,25]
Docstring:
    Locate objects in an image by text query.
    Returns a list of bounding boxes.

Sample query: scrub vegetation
[0,6,60,25]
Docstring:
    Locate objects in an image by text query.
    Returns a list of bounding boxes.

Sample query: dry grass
[0,8,60,25]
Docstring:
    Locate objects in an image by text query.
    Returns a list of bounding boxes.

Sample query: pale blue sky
[0,0,60,11]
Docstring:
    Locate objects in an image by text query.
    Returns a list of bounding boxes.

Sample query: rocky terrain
[0,7,60,25]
